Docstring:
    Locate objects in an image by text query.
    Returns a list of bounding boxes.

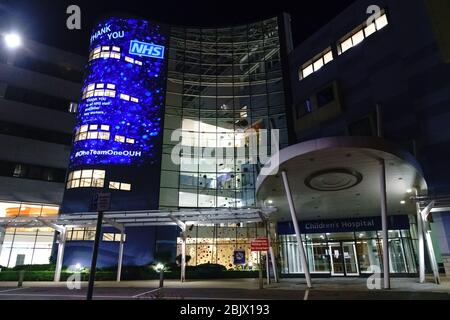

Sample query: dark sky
[1,0,356,56]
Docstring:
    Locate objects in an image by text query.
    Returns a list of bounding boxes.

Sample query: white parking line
[0,287,27,293]
[132,288,161,298]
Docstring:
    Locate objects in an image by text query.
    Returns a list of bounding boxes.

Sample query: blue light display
[129,40,165,59]
[69,17,168,168]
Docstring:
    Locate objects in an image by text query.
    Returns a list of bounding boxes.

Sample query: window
[102,233,126,242]
[4,85,73,113]
[338,11,389,55]
[0,120,72,145]
[66,228,97,241]
[0,160,65,183]
[109,181,132,191]
[66,170,105,189]
[120,94,139,103]
[14,54,83,82]
[114,135,125,143]
[74,123,111,142]
[316,86,335,108]
[295,99,312,119]
[89,46,121,61]
[299,48,333,80]
[82,83,116,100]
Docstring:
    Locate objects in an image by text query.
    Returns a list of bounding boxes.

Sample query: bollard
[18,270,25,288]
[159,270,164,288]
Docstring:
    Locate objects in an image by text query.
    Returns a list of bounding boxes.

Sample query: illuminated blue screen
[69,17,168,168]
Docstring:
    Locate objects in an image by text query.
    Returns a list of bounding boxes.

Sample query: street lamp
[3,32,22,49]
[154,263,165,288]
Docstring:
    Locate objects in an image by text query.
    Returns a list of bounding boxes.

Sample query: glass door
[328,242,345,276]
[342,242,359,276]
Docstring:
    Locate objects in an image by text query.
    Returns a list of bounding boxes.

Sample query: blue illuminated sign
[69,17,168,168]
[278,215,410,235]
[234,250,246,265]
[129,40,165,59]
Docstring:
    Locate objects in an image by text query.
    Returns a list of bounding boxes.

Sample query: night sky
[1,0,356,56]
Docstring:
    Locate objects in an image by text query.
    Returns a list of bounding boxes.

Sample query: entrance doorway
[328,242,359,276]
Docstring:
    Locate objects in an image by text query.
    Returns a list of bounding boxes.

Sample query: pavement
[0,277,449,300]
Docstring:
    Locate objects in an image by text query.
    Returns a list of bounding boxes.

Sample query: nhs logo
[129,40,165,59]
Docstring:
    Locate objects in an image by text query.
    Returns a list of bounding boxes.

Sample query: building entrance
[328,241,359,276]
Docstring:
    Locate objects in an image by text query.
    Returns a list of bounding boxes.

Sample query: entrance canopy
[256,136,428,222]
[0,207,274,229]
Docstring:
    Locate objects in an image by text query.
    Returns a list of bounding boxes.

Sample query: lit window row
[66,170,105,189]
[109,181,132,191]
[299,49,334,80]
[82,83,116,99]
[298,10,388,81]
[114,135,135,144]
[119,93,139,103]
[89,46,121,61]
[124,56,143,66]
[103,233,127,242]
[74,124,110,142]
[338,12,388,54]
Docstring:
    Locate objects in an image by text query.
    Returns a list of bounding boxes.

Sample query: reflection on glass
[356,239,382,273]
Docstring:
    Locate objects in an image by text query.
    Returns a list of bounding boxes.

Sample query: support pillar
[181,230,186,283]
[0,227,5,261]
[116,229,125,282]
[415,190,426,283]
[281,170,312,288]
[265,222,279,283]
[419,200,440,284]
[87,211,104,300]
[54,228,67,282]
[379,160,390,289]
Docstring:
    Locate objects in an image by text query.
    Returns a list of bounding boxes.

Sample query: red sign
[251,238,269,251]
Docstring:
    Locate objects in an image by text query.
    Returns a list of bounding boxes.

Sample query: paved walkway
[0,276,449,292]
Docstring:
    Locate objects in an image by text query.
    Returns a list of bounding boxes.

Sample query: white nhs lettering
[129,40,165,59]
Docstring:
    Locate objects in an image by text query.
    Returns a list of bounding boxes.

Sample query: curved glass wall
[160,17,289,209]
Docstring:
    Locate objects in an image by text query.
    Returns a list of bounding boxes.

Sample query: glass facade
[176,223,268,269]
[279,229,418,275]
[160,17,289,209]
[0,202,58,268]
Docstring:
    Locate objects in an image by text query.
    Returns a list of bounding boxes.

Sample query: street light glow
[4,33,22,49]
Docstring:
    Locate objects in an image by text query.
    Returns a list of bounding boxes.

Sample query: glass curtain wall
[176,223,267,269]
[279,230,417,275]
[160,17,288,209]
[0,202,58,268]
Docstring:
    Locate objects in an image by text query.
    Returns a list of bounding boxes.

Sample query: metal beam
[103,218,124,233]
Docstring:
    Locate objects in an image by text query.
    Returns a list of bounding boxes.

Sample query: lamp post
[3,32,22,49]
[155,263,165,288]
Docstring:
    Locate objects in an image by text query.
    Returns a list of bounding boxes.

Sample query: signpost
[251,238,269,252]
[87,192,111,300]
[233,250,246,265]
[251,238,269,289]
